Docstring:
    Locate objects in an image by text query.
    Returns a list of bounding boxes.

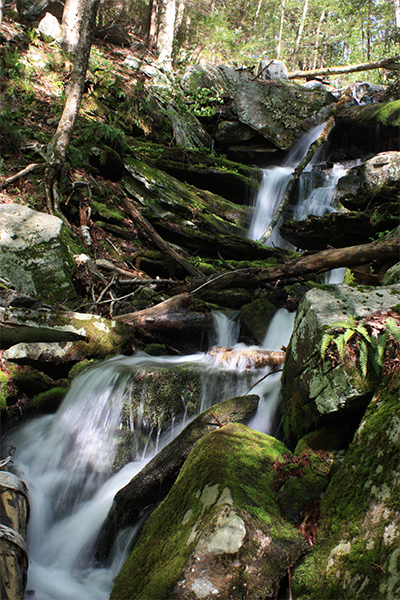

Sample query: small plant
[321,314,400,377]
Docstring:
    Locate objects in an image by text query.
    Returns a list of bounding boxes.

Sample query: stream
[4,125,348,599]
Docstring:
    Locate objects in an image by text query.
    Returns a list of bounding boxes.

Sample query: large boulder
[0,204,77,304]
[110,423,307,600]
[291,372,400,600]
[182,64,335,150]
[334,100,400,155]
[281,284,400,447]
[96,395,259,561]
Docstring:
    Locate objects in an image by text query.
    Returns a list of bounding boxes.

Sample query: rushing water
[4,125,351,599]
[4,309,295,600]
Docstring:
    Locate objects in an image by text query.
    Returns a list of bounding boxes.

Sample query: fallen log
[0,467,29,600]
[121,196,203,278]
[207,347,286,370]
[163,236,400,295]
[288,55,400,80]
[114,292,214,331]
[95,394,259,562]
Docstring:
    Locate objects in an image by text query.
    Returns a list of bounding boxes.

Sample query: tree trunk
[121,196,203,278]
[146,0,158,53]
[155,0,176,70]
[45,0,100,223]
[291,0,309,69]
[253,0,263,29]
[288,55,400,79]
[313,8,325,69]
[394,0,400,29]
[276,0,285,59]
[207,347,286,369]
[114,293,213,331]
[61,0,85,52]
[0,0,4,27]
[164,237,400,295]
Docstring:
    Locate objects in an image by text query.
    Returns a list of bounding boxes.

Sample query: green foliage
[76,121,130,155]
[321,315,400,378]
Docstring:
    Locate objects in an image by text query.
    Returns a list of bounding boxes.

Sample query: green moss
[291,373,400,599]
[29,387,67,414]
[110,424,295,600]
[7,364,57,396]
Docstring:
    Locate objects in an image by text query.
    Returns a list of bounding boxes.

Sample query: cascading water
[3,309,294,600]
[4,123,351,600]
[248,123,326,246]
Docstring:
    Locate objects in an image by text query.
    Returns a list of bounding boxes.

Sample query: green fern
[321,333,334,359]
[359,340,369,377]
[386,318,400,344]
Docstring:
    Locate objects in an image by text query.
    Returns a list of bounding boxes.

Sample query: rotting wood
[162,237,400,295]
[207,347,286,369]
[114,292,213,331]
[121,196,203,278]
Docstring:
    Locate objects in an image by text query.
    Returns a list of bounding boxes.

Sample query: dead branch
[121,196,204,278]
[2,163,44,186]
[288,55,400,79]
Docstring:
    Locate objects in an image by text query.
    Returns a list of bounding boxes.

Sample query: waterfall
[211,310,240,347]
[248,123,326,246]
[4,308,295,600]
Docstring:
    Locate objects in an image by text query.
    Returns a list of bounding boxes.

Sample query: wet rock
[182,64,335,150]
[334,100,400,155]
[97,395,259,561]
[281,284,400,447]
[110,423,307,600]
[291,373,400,600]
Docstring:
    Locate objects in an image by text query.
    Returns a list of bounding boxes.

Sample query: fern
[359,340,369,377]
[321,333,334,359]
[386,318,400,344]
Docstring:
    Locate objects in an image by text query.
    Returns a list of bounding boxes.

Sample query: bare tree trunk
[291,0,309,69]
[276,0,285,59]
[61,0,85,52]
[288,55,400,79]
[45,0,100,223]
[146,0,158,53]
[313,8,325,69]
[253,0,262,29]
[0,0,4,27]
[395,0,400,29]
[165,237,400,295]
[155,0,176,70]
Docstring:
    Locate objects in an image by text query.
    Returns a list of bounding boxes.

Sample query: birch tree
[155,0,176,70]
[61,0,85,52]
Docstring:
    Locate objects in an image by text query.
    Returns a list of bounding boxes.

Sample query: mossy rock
[29,387,67,414]
[98,394,260,560]
[291,372,400,599]
[110,423,307,600]
[239,296,278,344]
[7,364,58,396]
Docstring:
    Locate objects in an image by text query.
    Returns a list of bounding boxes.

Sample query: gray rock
[281,284,400,446]
[0,204,76,304]
[382,262,400,285]
[17,0,63,21]
[38,12,62,43]
[258,59,289,80]
[182,63,334,150]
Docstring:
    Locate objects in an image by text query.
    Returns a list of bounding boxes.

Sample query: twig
[288,565,293,600]
[2,163,44,186]
[96,275,116,305]
[210,412,224,427]
[218,250,236,271]
[191,269,244,295]
[109,290,116,318]
[246,369,283,394]
[75,284,151,311]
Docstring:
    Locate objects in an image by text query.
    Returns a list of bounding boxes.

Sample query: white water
[248,123,326,245]
[5,124,349,599]
[5,310,295,600]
